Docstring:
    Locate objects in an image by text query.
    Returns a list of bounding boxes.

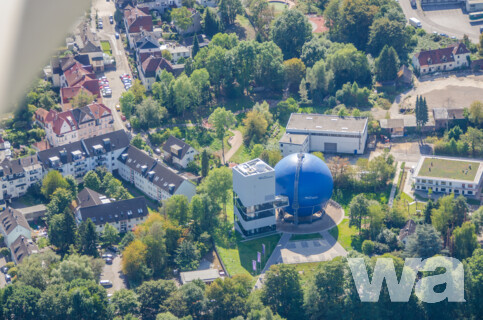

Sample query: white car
[100,280,113,288]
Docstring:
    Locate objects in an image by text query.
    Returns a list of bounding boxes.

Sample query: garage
[324,142,337,153]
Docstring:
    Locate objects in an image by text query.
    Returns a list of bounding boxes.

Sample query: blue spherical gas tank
[275,153,334,217]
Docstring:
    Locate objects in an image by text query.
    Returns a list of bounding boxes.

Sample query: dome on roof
[275,153,333,217]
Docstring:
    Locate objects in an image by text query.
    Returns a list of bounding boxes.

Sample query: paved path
[254,233,291,289]
[223,129,243,164]
[388,162,401,208]
[254,229,348,289]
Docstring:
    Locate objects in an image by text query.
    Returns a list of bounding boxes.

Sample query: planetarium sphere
[274,153,334,217]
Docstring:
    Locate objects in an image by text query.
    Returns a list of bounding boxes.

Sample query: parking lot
[99,250,127,293]
[399,3,480,42]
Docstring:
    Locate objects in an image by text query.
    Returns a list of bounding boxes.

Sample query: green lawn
[216,233,281,277]
[100,40,112,55]
[419,158,478,181]
[328,219,359,251]
[269,2,288,15]
[294,262,322,285]
[400,192,426,218]
[290,233,323,241]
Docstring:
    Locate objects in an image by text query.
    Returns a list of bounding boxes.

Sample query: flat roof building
[180,269,220,285]
[413,156,483,197]
[279,114,368,156]
[233,159,288,238]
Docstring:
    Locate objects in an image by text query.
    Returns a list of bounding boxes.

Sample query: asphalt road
[91,0,131,132]
[399,2,480,43]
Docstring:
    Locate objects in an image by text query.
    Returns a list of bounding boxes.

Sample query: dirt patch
[308,16,328,33]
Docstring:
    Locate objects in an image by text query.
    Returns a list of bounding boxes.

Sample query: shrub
[362,240,375,255]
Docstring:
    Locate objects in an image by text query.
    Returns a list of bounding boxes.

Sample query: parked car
[109,16,113,24]
[121,115,126,121]
[116,104,121,111]
[155,148,161,154]
[115,32,120,39]
[1,266,8,274]
[126,122,131,130]
[5,274,11,283]
[98,23,103,29]
[105,258,113,265]
[108,246,119,253]
[100,280,113,288]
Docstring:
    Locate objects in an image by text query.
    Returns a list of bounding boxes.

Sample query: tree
[259,150,282,167]
[192,34,200,58]
[198,167,232,219]
[156,312,179,320]
[2,284,41,319]
[203,8,221,37]
[137,97,167,128]
[299,78,309,104]
[306,59,331,102]
[367,17,409,57]
[201,149,209,178]
[120,91,136,118]
[190,194,219,237]
[301,36,332,68]
[375,45,399,83]
[102,223,120,247]
[254,41,285,90]
[205,275,252,319]
[71,90,95,109]
[232,41,258,94]
[468,100,483,125]
[465,248,483,317]
[172,75,197,115]
[471,206,483,234]
[130,79,146,104]
[50,254,96,283]
[261,264,303,319]
[415,95,428,132]
[122,240,148,282]
[64,175,78,198]
[190,68,211,106]
[283,58,306,92]
[424,199,434,224]
[46,188,74,219]
[271,9,312,59]
[41,170,69,199]
[171,6,193,32]
[349,194,369,234]
[275,98,298,124]
[111,289,140,318]
[83,171,101,192]
[163,195,190,225]
[304,258,346,320]
[78,218,99,257]
[243,110,268,144]
[249,0,275,39]
[326,43,372,90]
[49,208,77,253]
[136,280,177,320]
[208,107,236,164]
[175,240,201,271]
[179,282,207,319]
[452,221,479,260]
[405,224,443,258]
[219,0,243,26]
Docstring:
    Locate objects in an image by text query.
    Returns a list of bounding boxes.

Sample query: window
[468,184,473,188]
[468,191,473,195]
[422,179,427,183]
[449,182,452,186]
[441,181,446,186]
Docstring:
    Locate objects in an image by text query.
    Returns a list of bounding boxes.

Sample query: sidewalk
[388,162,401,208]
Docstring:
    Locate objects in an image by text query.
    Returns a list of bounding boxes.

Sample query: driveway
[91,0,131,132]
[399,2,480,42]
[100,253,127,293]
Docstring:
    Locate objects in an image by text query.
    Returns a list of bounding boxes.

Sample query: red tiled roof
[139,50,162,64]
[415,43,470,67]
[60,79,101,104]
[124,5,153,33]
[35,108,50,123]
[156,58,174,74]
[64,62,96,87]
[142,55,163,77]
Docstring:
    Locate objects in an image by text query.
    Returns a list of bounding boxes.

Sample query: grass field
[328,219,359,251]
[400,192,426,218]
[100,40,112,55]
[290,233,323,241]
[419,158,478,181]
[216,233,281,277]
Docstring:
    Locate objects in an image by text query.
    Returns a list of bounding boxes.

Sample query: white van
[100,280,113,288]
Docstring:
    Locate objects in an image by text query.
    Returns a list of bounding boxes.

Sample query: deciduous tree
[208,107,236,163]
[271,9,312,59]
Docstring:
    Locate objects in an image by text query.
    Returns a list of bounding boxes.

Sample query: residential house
[174,9,201,35]
[195,0,217,7]
[138,54,164,90]
[0,207,38,264]
[79,25,105,72]
[412,43,470,75]
[124,5,154,48]
[117,145,196,202]
[135,0,182,13]
[37,130,130,180]
[397,65,413,86]
[155,58,184,77]
[35,103,114,147]
[135,34,160,55]
[162,136,198,168]
[182,34,210,50]
[160,43,190,63]
[433,108,466,130]
[379,119,405,137]
[0,156,43,202]
[75,188,149,233]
